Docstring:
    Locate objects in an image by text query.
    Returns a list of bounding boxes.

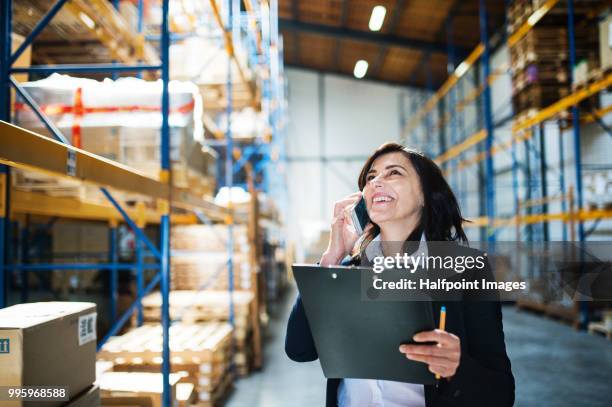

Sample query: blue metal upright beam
[19,223,29,303]
[0,0,12,309]
[226,0,236,330]
[567,0,585,242]
[446,18,457,189]
[109,226,118,322]
[558,122,568,241]
[160,0,172,405]
[479,0,495,243]
[136,236,144,326]
[10,77,68,144]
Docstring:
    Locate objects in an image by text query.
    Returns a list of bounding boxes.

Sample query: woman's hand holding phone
[320,192,366,266]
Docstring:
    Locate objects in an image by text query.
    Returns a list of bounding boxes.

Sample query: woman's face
[362,152,424,225]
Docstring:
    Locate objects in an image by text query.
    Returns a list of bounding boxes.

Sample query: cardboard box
[99,372,180,407]
[65,385,100,407]
[0,302,97,407]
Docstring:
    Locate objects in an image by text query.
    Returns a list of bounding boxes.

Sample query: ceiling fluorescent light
[368,6,386,31]
[354,60,369,79]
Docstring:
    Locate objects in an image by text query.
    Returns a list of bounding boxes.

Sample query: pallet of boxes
[508,0,602,122]
[141,224,261,376]
[0,302,99,406]
[12,74,216,203]
[97,224,260,406]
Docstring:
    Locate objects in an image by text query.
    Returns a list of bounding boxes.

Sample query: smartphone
[350,197,370,236]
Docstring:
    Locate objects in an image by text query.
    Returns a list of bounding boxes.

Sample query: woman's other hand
[320,192,367,266]
[398,329,461,379]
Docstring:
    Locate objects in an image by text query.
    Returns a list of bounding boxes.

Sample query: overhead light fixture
[79,12,95,29]
[354,60,369,79]
[368,6,386,31]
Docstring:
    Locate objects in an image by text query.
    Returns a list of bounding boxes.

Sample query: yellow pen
[435,306,447,380]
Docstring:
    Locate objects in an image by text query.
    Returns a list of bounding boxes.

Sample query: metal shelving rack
[401,0,612,327]
[0,0,286,405]
[401,0,612,245]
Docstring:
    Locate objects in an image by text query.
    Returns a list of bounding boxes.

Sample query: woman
[285,142,515,407]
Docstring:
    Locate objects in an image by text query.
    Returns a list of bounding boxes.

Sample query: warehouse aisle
[226,285,326,406]
[504,307,612,407]
[227,285,612,407]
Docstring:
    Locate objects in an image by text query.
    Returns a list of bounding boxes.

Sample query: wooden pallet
[573,66,612,91]
[512,84,570,115]
[99,323,233,363]
[194,370,234,407]
[138,291,258,375]
[171,225,250,252]
[588,322,612,339]
[99,371,182,407]
[199,81,260,112]
[516,296,548,313]
[99,323,234,403]
[140,291,254,322]
[170,254,253,291]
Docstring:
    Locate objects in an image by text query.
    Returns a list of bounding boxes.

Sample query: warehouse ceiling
[279,0,507,88]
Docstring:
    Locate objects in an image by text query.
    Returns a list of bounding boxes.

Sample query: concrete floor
[227,284,612,407]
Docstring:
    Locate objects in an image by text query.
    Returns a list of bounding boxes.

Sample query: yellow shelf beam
[513,74,612,133]
[401,0,560,140]
[0,121,232,222]
[466,208,612,228]
[441,98,612,174]
[435,129,487,165]
[10,189,197,225]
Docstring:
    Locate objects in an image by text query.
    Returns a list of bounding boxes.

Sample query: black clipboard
[292,264,436,385]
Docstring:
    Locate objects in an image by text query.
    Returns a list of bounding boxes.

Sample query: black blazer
[285,245,515,407]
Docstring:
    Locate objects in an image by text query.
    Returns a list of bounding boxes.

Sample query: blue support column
[447,18,457,189]
[109,226,118,322]
[558,123,568,241]
[425,54,434,158]
[226,0,236,330]
[479,0,496,243]
[0,0,12,309]
[160,0,171,406]
[19,223,29,303]
[137,0,144,33]
[567,0,585,242]
[136,236,144,326]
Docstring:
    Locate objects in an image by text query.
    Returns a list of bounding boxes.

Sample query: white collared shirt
[338,233,427,407]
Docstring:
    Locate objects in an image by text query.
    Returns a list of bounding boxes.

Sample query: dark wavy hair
[357,142,467,253]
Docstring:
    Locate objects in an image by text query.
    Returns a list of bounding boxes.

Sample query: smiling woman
[286,142,515,407]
